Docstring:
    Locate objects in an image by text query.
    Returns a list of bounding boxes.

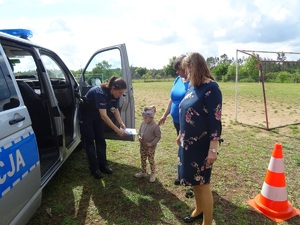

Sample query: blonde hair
[141,105,157,118]
[182,52,214,87]
[143,105,156,114]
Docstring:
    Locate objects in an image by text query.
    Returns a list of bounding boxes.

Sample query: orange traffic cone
[248,143,300,222]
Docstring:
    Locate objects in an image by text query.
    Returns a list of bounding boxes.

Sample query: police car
[0,29,135,225]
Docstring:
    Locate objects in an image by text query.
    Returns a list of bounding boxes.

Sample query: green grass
[28,82,300,225]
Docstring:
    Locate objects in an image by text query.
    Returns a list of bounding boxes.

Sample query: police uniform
[80,86,119,176]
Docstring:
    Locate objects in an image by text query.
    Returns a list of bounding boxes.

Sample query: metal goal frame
[235,49,300,130]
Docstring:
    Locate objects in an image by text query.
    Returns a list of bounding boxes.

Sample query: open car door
[79,43,135,141]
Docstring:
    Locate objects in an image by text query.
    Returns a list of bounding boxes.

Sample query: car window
[3,45,41,94]
[41,55,67,80]
[0,67,11,100]
[85,49,122,86]
[0,52,20,111]
[12,55,38,80]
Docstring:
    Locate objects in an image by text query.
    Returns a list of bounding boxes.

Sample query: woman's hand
[120,122,126,129]
[117,129,127,137]
[158,116,166,126]
[176,134,181,146]
[205,149,218,166]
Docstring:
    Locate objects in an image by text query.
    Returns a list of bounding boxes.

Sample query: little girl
[135,106,161,182]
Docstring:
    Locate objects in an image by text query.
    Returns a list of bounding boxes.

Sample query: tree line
[70,53,300,83]
[208,53,300,83]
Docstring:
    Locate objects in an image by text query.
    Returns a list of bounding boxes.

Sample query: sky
[1,0,300,70]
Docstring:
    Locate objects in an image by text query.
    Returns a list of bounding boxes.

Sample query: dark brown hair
[173,54,186,70]
[101,76,127,90]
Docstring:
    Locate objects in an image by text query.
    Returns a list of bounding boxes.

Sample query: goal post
[235,49,300,130]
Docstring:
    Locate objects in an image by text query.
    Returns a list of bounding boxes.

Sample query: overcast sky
[1,0,300,70]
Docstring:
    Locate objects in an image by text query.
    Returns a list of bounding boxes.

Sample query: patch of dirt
[222,94,300,130]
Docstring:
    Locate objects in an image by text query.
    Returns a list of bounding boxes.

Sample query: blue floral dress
[178,81,222,186]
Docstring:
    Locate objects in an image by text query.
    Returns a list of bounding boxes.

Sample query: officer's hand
[120,123,126,129]
[117,129,128,137]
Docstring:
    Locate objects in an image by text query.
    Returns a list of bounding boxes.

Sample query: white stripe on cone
[268,157,284,173]
[261,182,288,202]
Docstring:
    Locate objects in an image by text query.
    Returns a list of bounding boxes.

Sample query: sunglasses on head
[142,110,154,118]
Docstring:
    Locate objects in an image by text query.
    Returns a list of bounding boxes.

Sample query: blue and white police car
[0,29,135,225]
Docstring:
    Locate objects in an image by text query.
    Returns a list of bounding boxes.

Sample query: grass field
[28,82,300,225]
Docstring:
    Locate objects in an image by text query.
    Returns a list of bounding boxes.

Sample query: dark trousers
[80,116,107,172]
[173,122,180,181]
[173,122,180,135]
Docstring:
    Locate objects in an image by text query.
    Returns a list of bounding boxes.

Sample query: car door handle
[9,116,26,125]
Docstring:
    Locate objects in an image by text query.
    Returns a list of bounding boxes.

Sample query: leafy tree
[153,69,165,78]
[275,71,292,83]
[264,72,277,82]
[163,56,177,77]
[207,57,217,68]
[148,68,165,79]
[241,56,259,82]
[92,60,110,73]
[291,72,300,83]
[220,54,234,64]
[211,62,230,81]
[86,60,114,81]
[142,71,152,82]
[134,67,148,79]
[155,74,162,79]
[223,64,236,82]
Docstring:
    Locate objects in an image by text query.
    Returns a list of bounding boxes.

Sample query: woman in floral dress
[176,52,222,224]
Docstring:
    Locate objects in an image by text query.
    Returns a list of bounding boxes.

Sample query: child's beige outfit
[136,120,161,182]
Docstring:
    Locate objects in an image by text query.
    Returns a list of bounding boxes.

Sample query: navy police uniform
[80,86,119,176]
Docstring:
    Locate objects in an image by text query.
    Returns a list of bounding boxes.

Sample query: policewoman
[80,76,128,179]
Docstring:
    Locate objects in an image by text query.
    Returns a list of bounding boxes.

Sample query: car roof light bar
[0,29,33,39]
